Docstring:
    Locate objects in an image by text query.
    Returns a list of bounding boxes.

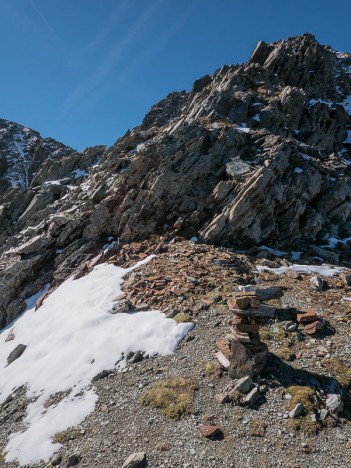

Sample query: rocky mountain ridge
[1,33,351,329]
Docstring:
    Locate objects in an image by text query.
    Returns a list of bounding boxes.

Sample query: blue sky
[1,0,351,150]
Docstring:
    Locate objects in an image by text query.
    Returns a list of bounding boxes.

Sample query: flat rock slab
[241,387,260,406]
[230,376,253,395]
[297,309,318,323]
[256,287,284,301]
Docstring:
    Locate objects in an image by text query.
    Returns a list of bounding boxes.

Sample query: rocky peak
[0,34,351,328]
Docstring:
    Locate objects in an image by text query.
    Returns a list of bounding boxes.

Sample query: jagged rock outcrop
[1,33,351,328]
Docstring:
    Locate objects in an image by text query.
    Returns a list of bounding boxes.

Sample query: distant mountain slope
[0,119,73,195]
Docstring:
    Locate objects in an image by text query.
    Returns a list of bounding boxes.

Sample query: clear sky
[1,0,351,150]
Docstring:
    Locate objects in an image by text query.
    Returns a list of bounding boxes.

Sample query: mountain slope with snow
[0,256,192,465]
[1,32,351,467]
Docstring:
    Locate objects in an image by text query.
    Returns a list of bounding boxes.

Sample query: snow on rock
[24,283,50,311]
[257,264,345,277]
[308,98,334,107]
[0,257,193,466]
[236,123,251,133]
[291,251,302,261]
[72,168,87,179]
[103,237,117,252]
[342,95,351,115]
[321,236,351,249]
[341,297,351,303]
[300,153,312,161]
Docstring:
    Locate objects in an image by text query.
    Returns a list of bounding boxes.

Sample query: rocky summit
[1,34,351,467]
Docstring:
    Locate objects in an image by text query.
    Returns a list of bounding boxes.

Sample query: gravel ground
[2,242,351,468]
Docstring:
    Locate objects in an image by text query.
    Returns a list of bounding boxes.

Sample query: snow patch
[25,284,50,311]
[72,169,87,179]
[257,264,345,277]
[342,95,351,115]
[321,236,351,249]
[0,257,193,465]
[294,167,304,174]
[308,98,334,107]
[236,123,250,133]
[291,251,302,261]
[103,238,117,252]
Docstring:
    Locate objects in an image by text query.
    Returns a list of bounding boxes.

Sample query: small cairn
[216,286,274,379]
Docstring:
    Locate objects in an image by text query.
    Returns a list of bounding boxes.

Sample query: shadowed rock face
[1,33,351,327]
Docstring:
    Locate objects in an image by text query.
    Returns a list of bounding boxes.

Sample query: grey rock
[229,376,253,395]
[91,370,111,382]
[316,345,328,356]
[326,394,344,413]
[289,403,304,418]
[51,453,63,466]
[7,344,27,366]
[127,351,145,364]
[241,387,260,407]
[248,40,269,64]
[284,321,298,332]
[66,454,80,467]
[166,309,179,319]
[226,158,252,178]
[122,451,146,468]
[238,285,255,293]
[310,275,327,291]
[112,299,131,314]
[256,288,284,301]
[257,304,276,318]
[343,274,351,286]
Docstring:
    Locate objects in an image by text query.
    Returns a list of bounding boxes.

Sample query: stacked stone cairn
[216,286,274,380]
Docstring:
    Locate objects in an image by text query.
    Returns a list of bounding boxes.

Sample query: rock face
[1,33,351,327]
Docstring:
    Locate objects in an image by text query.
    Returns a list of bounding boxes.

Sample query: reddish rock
[297,309,318,323]
[304,320,323,334]
[232,296,251,310]
[215,393,229,404]
[200,425,223,438]
[216,338,231,359]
